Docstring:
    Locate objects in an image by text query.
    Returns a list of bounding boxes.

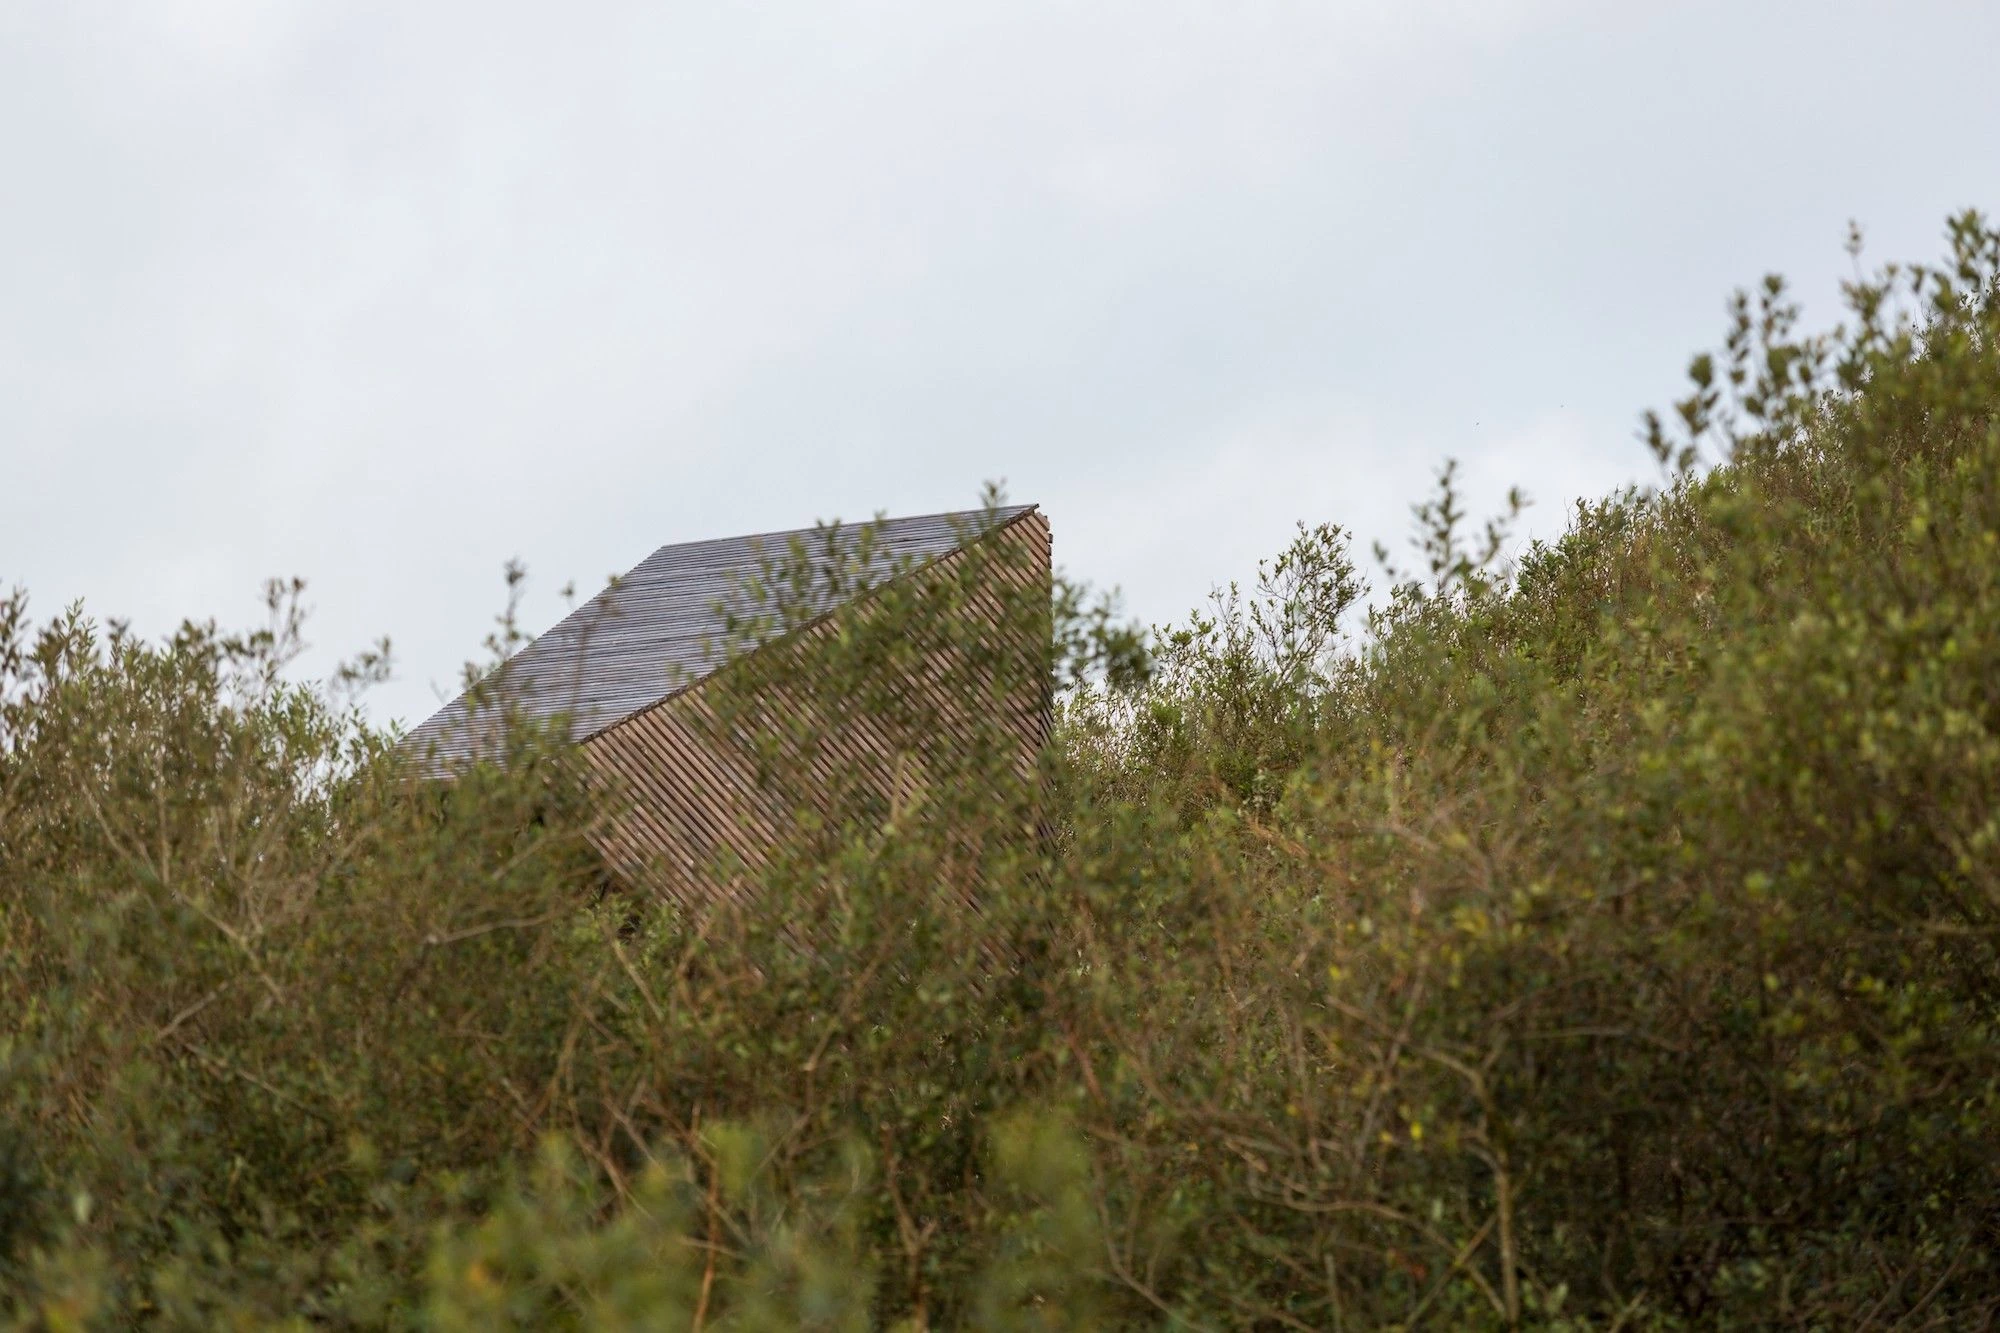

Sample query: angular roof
[405,504,1038,766]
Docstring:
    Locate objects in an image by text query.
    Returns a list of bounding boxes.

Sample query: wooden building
[406,504,1051,904]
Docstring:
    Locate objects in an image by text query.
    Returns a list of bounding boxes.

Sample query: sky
[4,0,1997,730]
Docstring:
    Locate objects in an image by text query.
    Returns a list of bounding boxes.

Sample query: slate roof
[405,504,1037,766]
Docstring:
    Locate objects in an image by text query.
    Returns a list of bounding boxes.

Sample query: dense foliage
[4,213,1998,1329]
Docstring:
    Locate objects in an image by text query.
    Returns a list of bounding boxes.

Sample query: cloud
[1060,395,1636,633]
[1,0,1995,730]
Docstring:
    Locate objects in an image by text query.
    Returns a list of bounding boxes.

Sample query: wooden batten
[578,508,1052,907]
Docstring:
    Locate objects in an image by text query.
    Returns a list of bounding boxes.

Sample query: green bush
[3,212,1998,1328]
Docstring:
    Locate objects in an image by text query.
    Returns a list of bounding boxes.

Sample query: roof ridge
[632,502,1036,561]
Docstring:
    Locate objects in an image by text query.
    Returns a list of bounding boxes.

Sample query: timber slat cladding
[583,509,1052,906]
[408,505,1051,908]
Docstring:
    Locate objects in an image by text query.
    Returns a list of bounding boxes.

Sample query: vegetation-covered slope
[4,214,1998,1329]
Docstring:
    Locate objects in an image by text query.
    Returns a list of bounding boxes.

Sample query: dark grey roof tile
[404,504,1035,767]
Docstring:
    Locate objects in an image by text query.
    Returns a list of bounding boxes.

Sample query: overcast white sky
[4,0,1996,729]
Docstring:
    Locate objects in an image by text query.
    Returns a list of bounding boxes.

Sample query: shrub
[3,212,1998,1328]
